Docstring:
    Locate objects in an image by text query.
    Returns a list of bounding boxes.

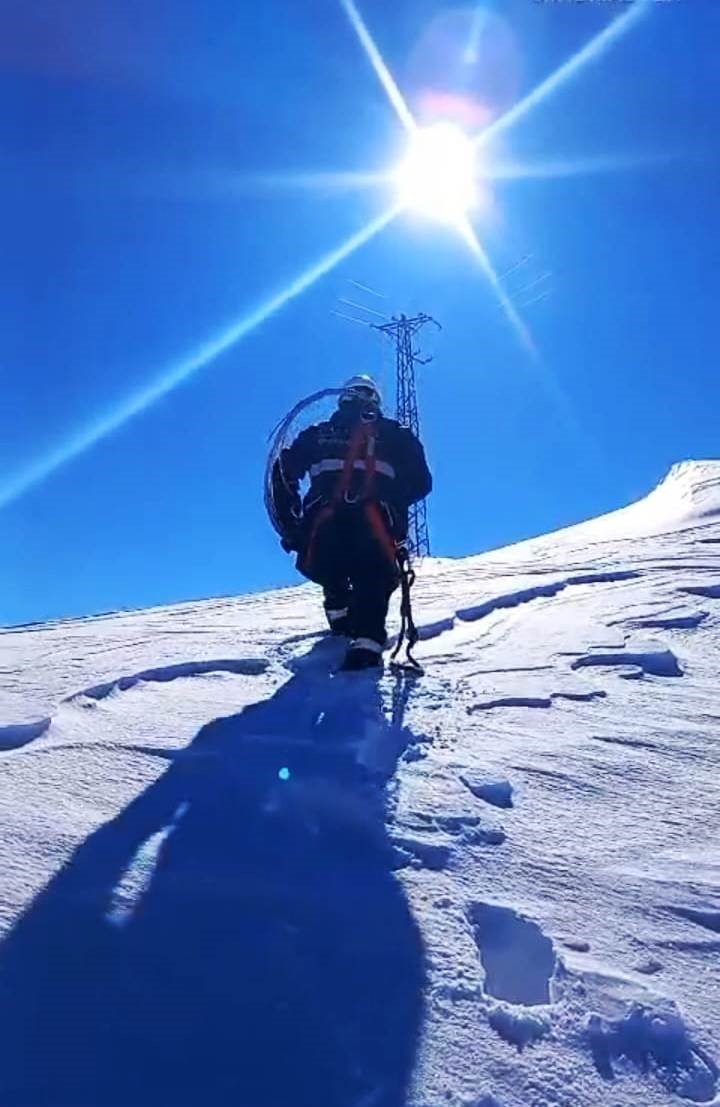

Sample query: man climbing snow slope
[272,375,432,671]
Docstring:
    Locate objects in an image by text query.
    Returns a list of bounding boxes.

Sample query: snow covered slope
[1,460,719,1107]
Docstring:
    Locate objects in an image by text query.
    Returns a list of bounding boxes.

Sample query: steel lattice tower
[374,313,439,558]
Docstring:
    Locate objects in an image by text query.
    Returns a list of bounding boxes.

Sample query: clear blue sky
[2,0,718,626]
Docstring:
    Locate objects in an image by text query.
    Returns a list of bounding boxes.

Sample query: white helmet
[339,374,382,408]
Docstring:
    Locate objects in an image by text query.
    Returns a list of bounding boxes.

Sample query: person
[272,375,432,671]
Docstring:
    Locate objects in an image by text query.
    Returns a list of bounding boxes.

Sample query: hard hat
[339,374,382,408]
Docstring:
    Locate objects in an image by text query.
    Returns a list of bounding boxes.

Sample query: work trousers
[298,502,399,646]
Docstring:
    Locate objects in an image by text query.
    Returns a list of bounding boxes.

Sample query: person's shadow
[0,642,426,1107]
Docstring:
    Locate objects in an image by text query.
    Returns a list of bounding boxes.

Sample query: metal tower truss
[373,313,440,558]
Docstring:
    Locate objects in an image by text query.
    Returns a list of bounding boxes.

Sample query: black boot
[339,639,384,672]
[324,586,352,637]
[326,609,351,637]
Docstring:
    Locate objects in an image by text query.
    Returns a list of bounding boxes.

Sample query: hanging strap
[334,426,364,503]
[340,424,378,504]
[361,428,377,497]
[390,545,423,674]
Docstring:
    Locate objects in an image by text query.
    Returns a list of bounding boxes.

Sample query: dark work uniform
[272,403,432,647]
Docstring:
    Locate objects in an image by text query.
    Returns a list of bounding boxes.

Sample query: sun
[393,122,479,224]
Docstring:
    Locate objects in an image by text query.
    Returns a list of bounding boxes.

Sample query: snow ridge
[0,657,269,751]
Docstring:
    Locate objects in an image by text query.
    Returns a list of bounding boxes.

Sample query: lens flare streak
[487,150,674,182]
[457,218,537,358]
[0,206,399,508]
[338,0,416,133]
[235,169,390,193]
[476,0,653,150]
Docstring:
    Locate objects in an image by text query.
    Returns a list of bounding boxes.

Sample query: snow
[1,459,720,1106]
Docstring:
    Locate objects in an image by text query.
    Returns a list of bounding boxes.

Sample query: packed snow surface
[1,460,719,1107]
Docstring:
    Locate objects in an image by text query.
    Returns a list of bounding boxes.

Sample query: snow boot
[339,638,384,672]
[326,609,351,637]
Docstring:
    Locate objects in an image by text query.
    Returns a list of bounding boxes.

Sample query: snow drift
[0,460,719,1107]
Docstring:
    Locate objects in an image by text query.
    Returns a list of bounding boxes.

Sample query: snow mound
[579,460,720,540]
[487,1003,551,1050]
[587,1005,719,1102]
[650,460,720,523]
[460,774,514,809]
[570,642,683,678]
[487,460,720,553]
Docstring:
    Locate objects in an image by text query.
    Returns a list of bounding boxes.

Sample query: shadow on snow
[0,642,426,1107]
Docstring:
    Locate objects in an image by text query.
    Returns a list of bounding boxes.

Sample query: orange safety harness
[301,425,423,672]
[304,423,393,568]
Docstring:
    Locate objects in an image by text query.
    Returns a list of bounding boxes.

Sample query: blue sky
[2,0,718,626]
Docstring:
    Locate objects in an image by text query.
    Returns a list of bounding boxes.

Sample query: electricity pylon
[373,313,440,557]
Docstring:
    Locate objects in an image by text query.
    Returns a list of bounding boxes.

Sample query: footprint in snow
[390,834,453,871]
[467,903,556,1007]
[391,814,505,870]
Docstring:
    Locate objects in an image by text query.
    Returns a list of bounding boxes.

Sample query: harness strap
[364,501,398,567]
[302,504,334,572]
[390,546,423,673]
[362,430,377,498]
[333,425,367,504]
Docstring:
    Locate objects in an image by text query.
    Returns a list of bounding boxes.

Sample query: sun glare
[394,123,478,224]
[0,0,655,506]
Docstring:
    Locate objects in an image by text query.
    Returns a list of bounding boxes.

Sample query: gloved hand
[280,520,305,553]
